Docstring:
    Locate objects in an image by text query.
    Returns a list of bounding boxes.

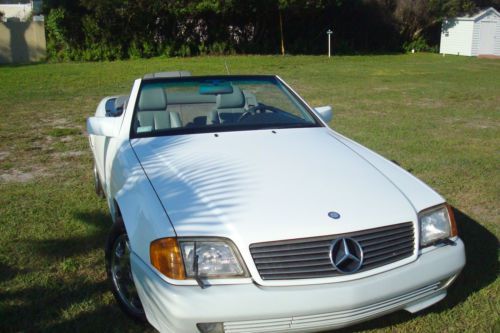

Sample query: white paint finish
[440,19,474,56]
[89,97,125,197]
[478,21,496,55]
[496,18,500,55]
[87,116,121,137]
[131,240,465,333]
[90,76,450,280]
[471,19,481,55]
[441,7,500,57]
[88,90,177,263]
[119,79,141,139]
[111,140,177,262]
[314,105,333,122]
[330,131,445,213]
[87,74,466,330]
[89,135,177,262]
[131,128,418,243]
[0,4,32,22]
[130,127,450,286]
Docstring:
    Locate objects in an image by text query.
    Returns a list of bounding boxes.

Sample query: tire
[94,163,105,199]
[105,218,147,322]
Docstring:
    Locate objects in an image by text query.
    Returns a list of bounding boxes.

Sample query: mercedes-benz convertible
[87,71,465,333]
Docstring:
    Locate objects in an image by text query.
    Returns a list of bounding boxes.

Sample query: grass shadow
[333,207,498,332]
[41,303,153,333]
[0,210,132,332]
[26,211,111,259]
[0,262,23,283]
[0,277,150,333]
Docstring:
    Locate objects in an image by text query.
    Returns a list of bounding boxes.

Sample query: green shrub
[141,41,156,58]
[128,41,142,59]
[198,43,209,55]
[209,42,228,55]
[176,44,192,57]
[403,36,437,53]
[160,44,175,57]
[45,8,69,61]
[128,40,157,59]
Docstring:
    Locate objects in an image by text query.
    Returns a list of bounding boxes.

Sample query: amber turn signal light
[150,238,186,280]
[446,204,458,237]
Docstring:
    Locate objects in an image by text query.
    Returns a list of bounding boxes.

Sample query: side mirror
[314,106,333,123]
[105,95,128,117]
[87,117,121,137]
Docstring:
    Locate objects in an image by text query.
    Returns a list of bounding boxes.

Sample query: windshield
[130,76,321,137]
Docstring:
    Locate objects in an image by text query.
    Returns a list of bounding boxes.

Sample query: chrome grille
[250,222,414,280]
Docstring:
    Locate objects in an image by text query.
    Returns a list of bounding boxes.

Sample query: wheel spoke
[110,234,143,315]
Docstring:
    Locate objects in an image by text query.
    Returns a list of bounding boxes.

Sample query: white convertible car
[87,71,465,333]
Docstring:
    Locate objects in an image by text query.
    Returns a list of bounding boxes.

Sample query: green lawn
[0,54,498,332]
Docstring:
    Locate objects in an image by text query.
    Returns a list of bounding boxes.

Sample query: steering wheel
[238,103,281,123]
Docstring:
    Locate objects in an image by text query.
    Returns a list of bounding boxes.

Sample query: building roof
[455,7,500,21]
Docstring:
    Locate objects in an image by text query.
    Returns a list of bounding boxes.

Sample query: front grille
[250,222,414,280]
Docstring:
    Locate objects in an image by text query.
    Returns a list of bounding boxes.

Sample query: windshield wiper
[193,243,207,289]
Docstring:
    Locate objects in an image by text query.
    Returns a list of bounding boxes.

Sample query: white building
[0,1,42,22]
[440,7,500,57]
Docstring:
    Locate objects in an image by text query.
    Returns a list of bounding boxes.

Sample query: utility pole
[279,10,285,56]
[327,29,333,58]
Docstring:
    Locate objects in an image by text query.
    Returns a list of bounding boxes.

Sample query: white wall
[471,20,481,55]
[0,4,33,22]
[440,19,474,56]
[496,19,500,55]
[0,21,46,64]
[472,10,500,56]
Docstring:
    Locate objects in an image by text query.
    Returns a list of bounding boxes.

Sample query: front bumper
[131,239,465,333]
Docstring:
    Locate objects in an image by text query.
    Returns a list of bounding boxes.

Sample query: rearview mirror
[87,117,121,137]
[314,106,333,123]
[199,81,233,95]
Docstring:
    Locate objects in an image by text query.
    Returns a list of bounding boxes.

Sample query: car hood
[131,128,425,245]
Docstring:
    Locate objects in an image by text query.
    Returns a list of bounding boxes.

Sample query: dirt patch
[54,151,86,158]
[0,151,9,161]
[416,98,445,109]
[0,168,49,183]
[478,55,500,59]
[48,118,70,126]
[466,122,498,130]
[372,86,391,92]
[60,136,74,143]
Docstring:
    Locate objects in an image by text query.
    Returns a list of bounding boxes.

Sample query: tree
[41,0,498,60]
[393,0,477,41]
[368,0,498,50]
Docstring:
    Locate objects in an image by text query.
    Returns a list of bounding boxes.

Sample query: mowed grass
[0,54,499,332]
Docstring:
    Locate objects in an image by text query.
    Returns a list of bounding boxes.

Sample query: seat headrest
[115,95,129,110]
[138,87,167,111]
[216,86,245,109]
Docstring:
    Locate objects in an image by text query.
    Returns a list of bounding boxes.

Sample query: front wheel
[105,219,146,322]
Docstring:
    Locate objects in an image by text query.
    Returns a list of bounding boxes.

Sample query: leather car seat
[207,86,246,125]
[137,87,182,131]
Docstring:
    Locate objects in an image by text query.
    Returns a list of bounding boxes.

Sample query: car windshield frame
[129,75,323,139]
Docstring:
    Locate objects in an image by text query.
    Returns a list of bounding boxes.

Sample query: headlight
[419,204,457,247]
[150,238,247,280]
[180,240,246,278]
